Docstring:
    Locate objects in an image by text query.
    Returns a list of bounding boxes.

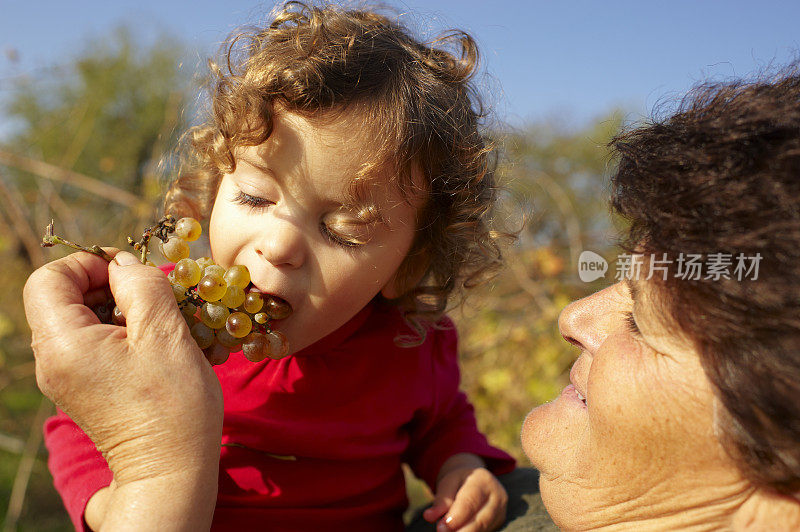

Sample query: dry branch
[0,432,24,454]
[0,170,45,267]
[3,397,53,532]
[37,178,81,240]
[0,148,141,208]
[528,170,584,267]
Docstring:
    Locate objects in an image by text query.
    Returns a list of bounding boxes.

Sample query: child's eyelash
[232,191,273,210]
[624,311,641,336]
[319,223,362,249]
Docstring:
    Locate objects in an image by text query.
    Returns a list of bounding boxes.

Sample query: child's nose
[256,218,306,269]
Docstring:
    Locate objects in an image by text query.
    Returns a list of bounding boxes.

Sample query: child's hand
[422,453,508,531]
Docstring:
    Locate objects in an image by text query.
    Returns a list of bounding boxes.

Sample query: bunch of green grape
[92,216,291,365]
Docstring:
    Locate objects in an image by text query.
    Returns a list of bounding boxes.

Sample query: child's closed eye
[232,190,273,211]
[234,190,367,249]
[321,214,374,249]
[319,223,364,249]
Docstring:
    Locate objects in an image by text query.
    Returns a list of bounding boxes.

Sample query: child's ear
[380,251,429,300]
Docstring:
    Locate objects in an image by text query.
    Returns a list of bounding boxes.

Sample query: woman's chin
[522,399,594,531]
[520,386,588,471]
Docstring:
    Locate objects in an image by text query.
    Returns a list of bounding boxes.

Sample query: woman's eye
[232,191,273,211]
[624,310,641,336]
[319,222,363,249]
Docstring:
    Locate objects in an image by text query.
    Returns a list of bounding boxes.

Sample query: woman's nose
[256,216,306,269]
[558,284,619,354]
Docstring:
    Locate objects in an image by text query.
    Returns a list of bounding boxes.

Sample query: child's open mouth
[245,285,293,320]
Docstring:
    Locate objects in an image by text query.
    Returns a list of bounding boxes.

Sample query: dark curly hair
[610,65,800,495]
[163,1,505,339]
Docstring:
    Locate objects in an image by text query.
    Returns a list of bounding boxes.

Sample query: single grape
[216,328,243,349]
[171,282,188,302]
[180,302,197,321]
[254,312,268,324]
[226,312,252,338]
[196,256,215,271]
[223,265,251,289]
[266,330,290,359]
[220,285,246,309]
[242,331,269,362]
[200,302,229,329]
[264,296,292,319]
[92,302,112,323]
[204,264,226,278]
[182,313,197,330]
[205,341,231,365]
[243,292,264,313]
[112,306,126,326]
[174,217,202,241]
[197,274,227,302]
[174,258,202,288]
[190,322,215,349]
[160,236,190,262]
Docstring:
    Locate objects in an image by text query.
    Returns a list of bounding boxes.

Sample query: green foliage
[456,118,624,464]
[0,27,193,530]
[6,26,189,194]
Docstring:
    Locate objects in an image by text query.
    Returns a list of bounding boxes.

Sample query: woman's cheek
[587,337,661,442]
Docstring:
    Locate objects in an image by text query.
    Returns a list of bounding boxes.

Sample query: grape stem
[127,215,177,264]
[41,220,114,262]
[42,215,178,265]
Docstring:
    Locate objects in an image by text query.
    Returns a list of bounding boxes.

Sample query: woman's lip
[562,384,588,409]
[569,380,588,402]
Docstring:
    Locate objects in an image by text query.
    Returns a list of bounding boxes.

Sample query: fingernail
[113,251,138,266]
[437,520,451,532]
[444,516,454,525]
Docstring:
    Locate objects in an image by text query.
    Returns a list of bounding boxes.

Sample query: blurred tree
[5,26,190,193]
[456,116,624,463]
[502,114,623,260]
[0,26,193,530]
[1,25,192,259]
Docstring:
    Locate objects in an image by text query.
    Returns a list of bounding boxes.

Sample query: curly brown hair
[163,1,504,337]
[610,65,800,495]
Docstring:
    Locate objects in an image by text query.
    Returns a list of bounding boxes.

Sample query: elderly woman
[523,69,800,529]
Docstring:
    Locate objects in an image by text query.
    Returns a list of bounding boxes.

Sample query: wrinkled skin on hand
[23,250,223,485]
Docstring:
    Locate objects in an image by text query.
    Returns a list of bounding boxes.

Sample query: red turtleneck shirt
[44,278,515,531]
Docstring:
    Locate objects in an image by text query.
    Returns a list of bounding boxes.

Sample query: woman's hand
[423,453,508,532]
[24,250,223,528]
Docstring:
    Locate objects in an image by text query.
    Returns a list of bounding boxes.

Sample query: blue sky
[1,0,799,133]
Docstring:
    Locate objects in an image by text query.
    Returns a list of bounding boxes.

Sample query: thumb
[108,251,185,343]
[423,474,461,523]
[422,495,452,523]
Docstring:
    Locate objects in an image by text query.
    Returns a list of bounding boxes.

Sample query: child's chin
[274,324,302,354]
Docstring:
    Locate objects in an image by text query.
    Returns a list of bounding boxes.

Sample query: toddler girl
[44,3,515,530]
